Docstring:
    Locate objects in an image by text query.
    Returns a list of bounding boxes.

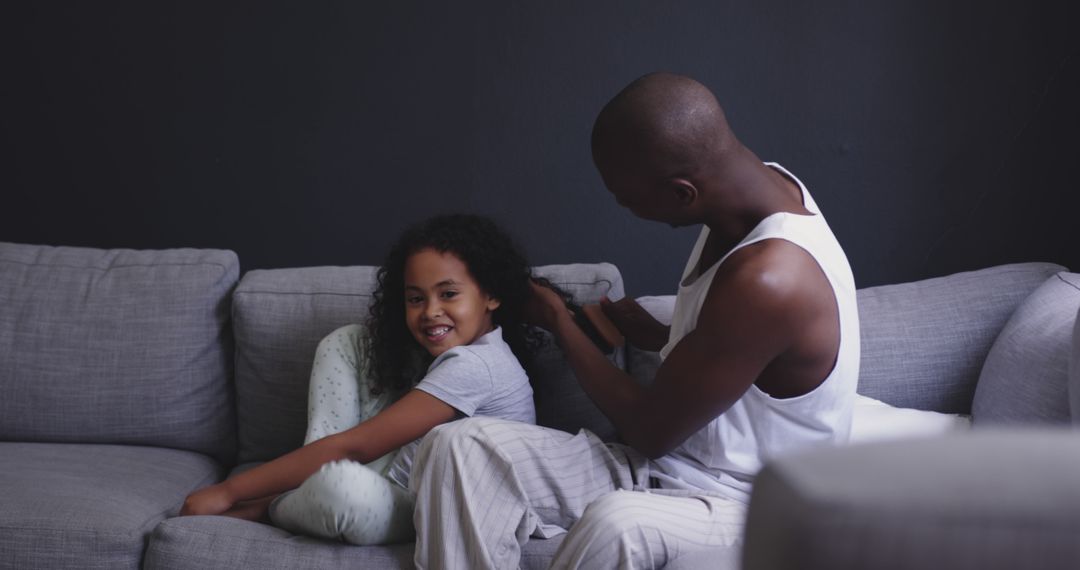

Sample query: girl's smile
[403,248,501,357]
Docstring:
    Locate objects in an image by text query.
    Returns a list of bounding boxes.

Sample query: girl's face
[403,248,501,357]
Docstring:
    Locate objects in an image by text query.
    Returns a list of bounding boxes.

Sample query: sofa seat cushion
[973,272,1080,424]
[0,442,219,570]
[144,516,564,570]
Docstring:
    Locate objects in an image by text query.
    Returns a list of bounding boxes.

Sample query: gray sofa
[2,241,1077,570]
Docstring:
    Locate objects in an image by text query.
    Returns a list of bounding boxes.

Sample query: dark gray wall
[3,2,1077,295]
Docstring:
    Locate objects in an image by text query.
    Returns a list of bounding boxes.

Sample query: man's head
[591,72,736,226]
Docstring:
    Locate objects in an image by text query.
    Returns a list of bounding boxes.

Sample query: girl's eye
[441,291,458,299]
[406,296,423,305]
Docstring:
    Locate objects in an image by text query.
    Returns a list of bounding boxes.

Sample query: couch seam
[1054,273,1080,292]
[0,259,233,273]
[150,522,328,547]
[233,280,614,297]
[0,523,157,542]
[233,290,372,298]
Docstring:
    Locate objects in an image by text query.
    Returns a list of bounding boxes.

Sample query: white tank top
[649,163,860,503]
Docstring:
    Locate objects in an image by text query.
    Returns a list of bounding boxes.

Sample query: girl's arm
[180,389,457,517]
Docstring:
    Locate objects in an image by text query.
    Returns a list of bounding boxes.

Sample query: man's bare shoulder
[701,238,841,397]
[705,239,826,319]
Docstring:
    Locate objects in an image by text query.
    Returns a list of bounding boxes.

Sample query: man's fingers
[600,297,622,321]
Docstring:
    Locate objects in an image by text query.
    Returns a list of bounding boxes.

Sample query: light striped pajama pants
[410,417,747,570]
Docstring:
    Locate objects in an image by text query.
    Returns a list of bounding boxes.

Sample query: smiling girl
[181,214,557,545]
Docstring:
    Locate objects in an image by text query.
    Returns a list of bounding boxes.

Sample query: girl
[181,214,557,545]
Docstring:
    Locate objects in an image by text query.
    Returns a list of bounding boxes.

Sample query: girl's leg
[304,325,393,444]
[271,325,412,544]
[268,460,416,545]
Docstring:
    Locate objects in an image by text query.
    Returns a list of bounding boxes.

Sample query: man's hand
[524,280,574,331]
[180,483,235,517]
[599,296,670,352]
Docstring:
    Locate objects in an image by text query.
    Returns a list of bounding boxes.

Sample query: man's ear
[670,178,698,205]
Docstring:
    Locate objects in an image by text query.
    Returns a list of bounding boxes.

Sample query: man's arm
[599,296,671,352]
[530,243,808,459]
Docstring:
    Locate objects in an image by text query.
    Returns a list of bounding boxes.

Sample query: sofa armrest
[743,430,1080,570]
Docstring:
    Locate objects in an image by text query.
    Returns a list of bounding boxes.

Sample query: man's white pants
[410,417,747,569]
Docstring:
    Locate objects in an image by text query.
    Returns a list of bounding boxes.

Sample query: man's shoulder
[692,239,836,344]
[711,239,819,302]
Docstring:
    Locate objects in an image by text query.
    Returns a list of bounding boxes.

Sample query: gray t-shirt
[386,326,534,488]
[414,326,535,424]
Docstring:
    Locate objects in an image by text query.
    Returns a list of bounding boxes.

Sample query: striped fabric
[409,417,745,569]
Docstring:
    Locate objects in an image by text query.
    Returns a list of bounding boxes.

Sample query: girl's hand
[525,279,573,330]
[180,483,235,517]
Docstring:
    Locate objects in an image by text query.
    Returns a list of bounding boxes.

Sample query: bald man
[407,73,860,569]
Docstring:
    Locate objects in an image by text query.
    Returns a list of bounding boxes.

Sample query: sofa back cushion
[526,264,626,442]
[972,273,1080,424]
[0,242,238,462]
[1072,305,1080,426]
[627,263,1066,415]
[857,262,1066,414]
[233,266,378,464]
[233,262,625,464]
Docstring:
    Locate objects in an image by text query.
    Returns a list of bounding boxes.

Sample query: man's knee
[552,491,656,568]
[576,491,649,537]
[570,490,660,548]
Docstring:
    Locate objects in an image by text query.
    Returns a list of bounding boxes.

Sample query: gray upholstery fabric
[973,273,1080,425]
[856,262,1065,413]
[144,516,413,570]
[0,442,220,570]
[532,262,624,304]
[530,263,627,441]
[233,266,379,464]
[623,296,675,389]
[743,430,1080,570]
[1072,306,1080,426]
[143,515,565,570]
[233,262,625,463]
[527,331,624,441]
[626,344,662,389]
[627,264,1067,413]
[0,242,238,461]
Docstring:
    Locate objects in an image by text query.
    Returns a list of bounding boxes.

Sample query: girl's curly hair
[365,214,559,395]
